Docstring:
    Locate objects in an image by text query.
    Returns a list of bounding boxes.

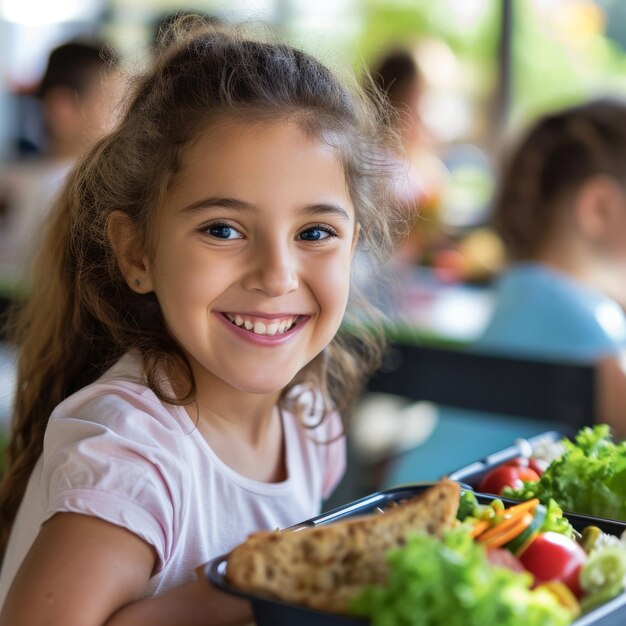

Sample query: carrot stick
[483,513,534,548]
[502,498,540,518]
[469,520,490,538]
[477,507,533,543]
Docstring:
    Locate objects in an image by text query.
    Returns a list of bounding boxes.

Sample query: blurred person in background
[386,98,626,485]
[0,38,120,290]
[478,98,626,433]
[370,47,448,268]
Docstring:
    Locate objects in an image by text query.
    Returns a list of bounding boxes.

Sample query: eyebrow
[180,196,352,222]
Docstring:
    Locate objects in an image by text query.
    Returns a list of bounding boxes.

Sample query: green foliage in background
[511,1,626,125]
[355,0,500,67]
[353,0,626,132]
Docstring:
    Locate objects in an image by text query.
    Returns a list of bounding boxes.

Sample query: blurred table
[380,266,495,346]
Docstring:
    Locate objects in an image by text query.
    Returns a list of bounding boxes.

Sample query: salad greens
[504,425,626,520]
[349,528,571,626]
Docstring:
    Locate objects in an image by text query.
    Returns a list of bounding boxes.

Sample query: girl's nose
[242,242,299,296]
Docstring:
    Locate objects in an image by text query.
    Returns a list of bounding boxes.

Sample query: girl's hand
[0,512,251,626]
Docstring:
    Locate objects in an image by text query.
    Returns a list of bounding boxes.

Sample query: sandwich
[225,479,460,614]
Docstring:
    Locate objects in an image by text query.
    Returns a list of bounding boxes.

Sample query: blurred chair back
[367,342,596,430]
[323,342,596,511]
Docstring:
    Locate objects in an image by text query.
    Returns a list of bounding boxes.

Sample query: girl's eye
[205,223,243,240]
[298,226,336,242]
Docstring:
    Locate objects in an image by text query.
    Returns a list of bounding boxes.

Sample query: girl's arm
[0,512,252,626]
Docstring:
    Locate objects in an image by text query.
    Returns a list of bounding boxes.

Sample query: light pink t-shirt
[0,353,346,604]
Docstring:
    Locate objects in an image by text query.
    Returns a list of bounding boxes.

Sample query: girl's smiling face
[142,118,357,396]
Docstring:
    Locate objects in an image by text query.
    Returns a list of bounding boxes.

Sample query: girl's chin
[233,378,296,396]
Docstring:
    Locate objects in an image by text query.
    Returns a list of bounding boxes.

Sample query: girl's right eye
[203,222,243,240]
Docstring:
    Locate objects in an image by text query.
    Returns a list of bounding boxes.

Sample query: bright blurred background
[3,0,626,287]
[2,0,626,469]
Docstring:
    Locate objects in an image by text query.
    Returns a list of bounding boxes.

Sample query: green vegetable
[457,490,479,521]
[580,545,626,595]
[580,581,623,614]
[504,425,626,520]
[580,527,602,554]
[540,499,575,539]
[349,528,571,626]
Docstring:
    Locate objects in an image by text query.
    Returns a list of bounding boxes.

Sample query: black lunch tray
[204,482,626,626]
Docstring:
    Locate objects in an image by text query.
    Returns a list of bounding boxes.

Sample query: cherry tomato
[477,465,541,495]
[519,532,587,597]
[528,458,549,475]
[504,456,548,476]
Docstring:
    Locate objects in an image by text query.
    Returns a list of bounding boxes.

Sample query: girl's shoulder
[49,352,191,438]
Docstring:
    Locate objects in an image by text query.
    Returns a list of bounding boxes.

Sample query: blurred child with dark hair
[0,38,121,289]
[386,98,626,486]
[370,47,447,266]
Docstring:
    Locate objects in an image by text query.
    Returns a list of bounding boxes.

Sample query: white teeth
[225,314,298,335]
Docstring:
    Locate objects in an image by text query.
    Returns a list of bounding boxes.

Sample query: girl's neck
[193,393,287,483]
[192,377,280,445]
[183,368,287,483]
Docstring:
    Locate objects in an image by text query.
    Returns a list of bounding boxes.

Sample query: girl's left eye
[298,226,336,242]
[205,223,243,239]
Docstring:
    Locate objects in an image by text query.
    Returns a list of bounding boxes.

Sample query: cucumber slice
[506,503,547,555]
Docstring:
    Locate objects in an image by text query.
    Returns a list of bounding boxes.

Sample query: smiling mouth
[222,313,301,336]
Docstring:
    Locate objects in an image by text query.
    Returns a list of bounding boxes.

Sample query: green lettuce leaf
[504,425,626,520]
[349,528,571,626]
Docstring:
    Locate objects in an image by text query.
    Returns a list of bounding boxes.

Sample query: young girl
[386,98,626,487]
[0,25,402,625]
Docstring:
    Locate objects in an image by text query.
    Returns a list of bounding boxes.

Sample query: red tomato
[528,458,549,476]
[477,465,540,495]
[519,532,587,597]
[504,456,548,476]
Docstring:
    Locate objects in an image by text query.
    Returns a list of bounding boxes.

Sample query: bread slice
[225,479,460,614]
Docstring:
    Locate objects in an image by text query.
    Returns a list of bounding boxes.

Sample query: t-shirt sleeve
[320,410,346,500]
[41,392,182,572]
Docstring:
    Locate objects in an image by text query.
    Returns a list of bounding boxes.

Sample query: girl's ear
[575,176,625,244]
[107,211,154,294]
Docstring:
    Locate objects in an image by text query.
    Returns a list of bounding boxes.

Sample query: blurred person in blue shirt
[386,99,626,484]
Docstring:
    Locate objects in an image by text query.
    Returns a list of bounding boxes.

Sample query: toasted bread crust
[225,479,460,613]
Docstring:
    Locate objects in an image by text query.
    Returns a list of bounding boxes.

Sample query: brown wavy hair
[493,98,626,261]
[0,24,405,557]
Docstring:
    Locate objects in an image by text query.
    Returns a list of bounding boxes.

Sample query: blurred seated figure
[384,98,626,485]
[370,47,448,267]
[478,98,626,433]
[0,38,120,289]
